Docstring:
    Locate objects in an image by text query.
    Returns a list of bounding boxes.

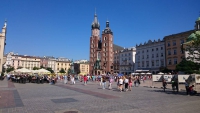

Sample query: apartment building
[164,30,193,70]
[11,55,40,70]
[55,57,71,73]
[119,47,136,75]
[135,39,165,74]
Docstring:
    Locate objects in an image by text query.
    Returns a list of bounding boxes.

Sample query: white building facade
[119,47,136,75]
[113,50,120,74]
[47,57,57,72]
[0,21,7,73]
[4,52,14,69]
[135,39,165,74]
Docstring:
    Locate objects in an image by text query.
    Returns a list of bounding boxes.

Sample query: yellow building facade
[12,55,41,70]
[79,63,89,75]
[55,61,71,73]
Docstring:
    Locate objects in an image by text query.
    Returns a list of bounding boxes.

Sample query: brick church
[89,12,114,75]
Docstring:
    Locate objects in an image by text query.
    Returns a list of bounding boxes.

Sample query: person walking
[64,75,67,84]
[124,76,129,92]
[137,78,140,87]
[128,76,132,91]
[119,77,123,92]
[83,75,87,85]
[100,76,103,86]
[71,75,75,84]
[108,76,113,90]
[162,78,167,92]
[185,80,189,95]
[102,76,106,89]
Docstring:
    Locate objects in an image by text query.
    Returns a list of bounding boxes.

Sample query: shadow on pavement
[147,89,200,96]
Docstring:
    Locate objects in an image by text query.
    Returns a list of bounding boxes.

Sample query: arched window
[104,37,107,40]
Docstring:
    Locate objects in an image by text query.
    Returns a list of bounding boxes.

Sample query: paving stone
[51,98,78,103]
[0,80,200,113]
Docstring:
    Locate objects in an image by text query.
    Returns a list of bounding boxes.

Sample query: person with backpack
[102,76,106,89]
[162,78,167,92]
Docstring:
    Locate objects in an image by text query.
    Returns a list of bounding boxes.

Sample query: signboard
[163,75,173,82]
[195,74,200,83]
[178,75,190,83]
[152,75,163,82]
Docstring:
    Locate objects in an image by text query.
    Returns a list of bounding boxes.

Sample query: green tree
[184,32,200,62]
[1,67,6,76]
[59,68,66,73]
[176,59,200,74]
[40,65,44,69]
[160,67,171,74]
[33,67,40,70]
[6,66,14,73]
[46,67,54,73]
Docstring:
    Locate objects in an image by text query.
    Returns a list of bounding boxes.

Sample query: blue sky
[0,0,200,60]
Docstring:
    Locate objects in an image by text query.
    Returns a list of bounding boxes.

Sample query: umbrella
[158,72,164,74]
[134,73,139,75]
[15,68,31,73]
[31,70,39,73]
[118,74,123,77]
[37,68,50,74]
[146,72,152,74]
[140,73,145,74]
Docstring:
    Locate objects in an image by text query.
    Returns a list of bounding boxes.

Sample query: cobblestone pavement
[0,79,200,113]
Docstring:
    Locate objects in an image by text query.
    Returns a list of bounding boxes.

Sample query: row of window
[138,60,164,67]
[57,63,70,66]
[120,67,132,71]
[114,56,119,59]
[138,47,163,54]
[121,53,131,57]
[90,43,113,48]
[91,52,113,57]
[167,49,184,55]
[167,39,184,47]
[138,53,164,60]
[121,57,132,61]
[167,58,177,65]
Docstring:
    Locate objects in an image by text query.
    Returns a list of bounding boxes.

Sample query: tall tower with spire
[89,12,114,75]
[89,12,101,75]
[0,20,7,73]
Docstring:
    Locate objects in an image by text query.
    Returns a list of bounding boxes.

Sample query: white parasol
[158,72,164,75]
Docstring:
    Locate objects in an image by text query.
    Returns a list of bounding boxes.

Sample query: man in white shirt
[119,77,123,92]
[7,74,10,80]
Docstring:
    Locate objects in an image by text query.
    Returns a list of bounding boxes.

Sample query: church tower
[89,13,101,74]
[101,20,113,74]
[0,20,7,73]
[195,16,200,31]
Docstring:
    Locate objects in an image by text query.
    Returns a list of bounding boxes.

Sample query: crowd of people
[162,77,198,96]
[6,74,58,84]
[4,73,199,95]
[76,74,149,92]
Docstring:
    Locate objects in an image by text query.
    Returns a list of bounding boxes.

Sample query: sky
[0,0,200,60]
